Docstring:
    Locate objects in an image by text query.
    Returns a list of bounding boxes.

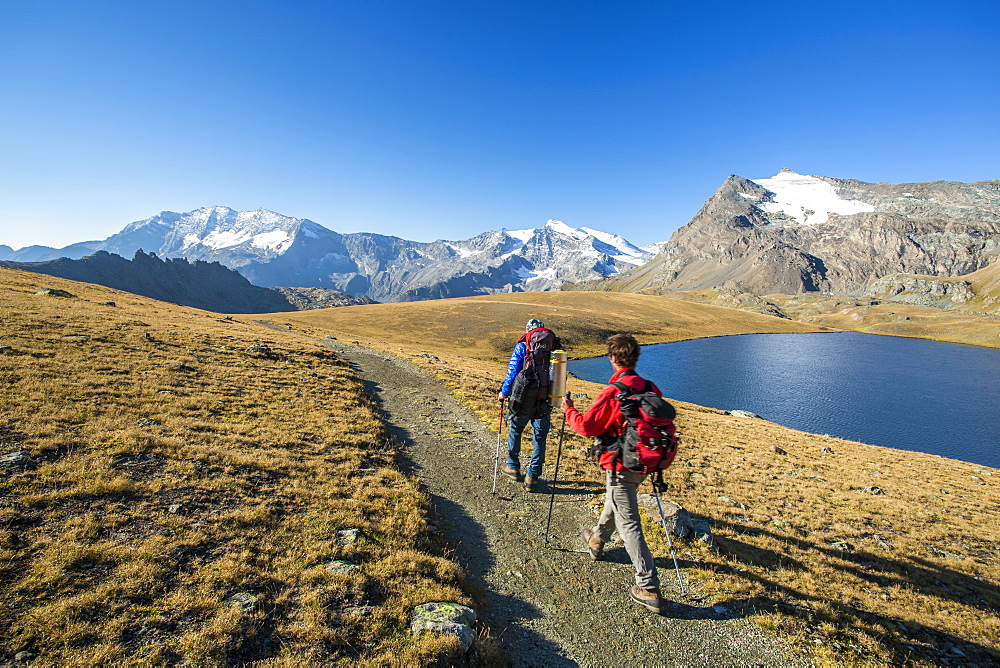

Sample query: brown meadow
[0,268,472,665]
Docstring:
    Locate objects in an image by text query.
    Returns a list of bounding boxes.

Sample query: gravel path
[322,339,798,666]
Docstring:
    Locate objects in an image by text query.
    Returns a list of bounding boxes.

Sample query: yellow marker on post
[549,349,568,406]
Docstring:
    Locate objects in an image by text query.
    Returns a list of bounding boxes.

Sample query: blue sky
[1,0,997,250]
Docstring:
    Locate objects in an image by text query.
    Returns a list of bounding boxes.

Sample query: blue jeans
[507,402,551,479]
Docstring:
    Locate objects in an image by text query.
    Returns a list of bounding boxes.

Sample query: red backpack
[608,372,678,473]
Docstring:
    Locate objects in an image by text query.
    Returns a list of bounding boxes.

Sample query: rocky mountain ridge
[0,208,654,303]
[599,169,1000,297]
[0,250,370,313]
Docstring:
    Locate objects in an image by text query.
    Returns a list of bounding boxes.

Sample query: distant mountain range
[594,169,1000,297]
[6,169,998,309]
[0,209,657,303]
[0,250,373,314]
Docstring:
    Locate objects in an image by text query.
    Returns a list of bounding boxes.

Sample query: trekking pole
[491,401,505,494]
[651,473,688,595]
[543,399,569,545]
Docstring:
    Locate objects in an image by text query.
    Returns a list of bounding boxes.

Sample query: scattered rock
[0,451,32,468]
[928,546,965,561]
[718,495,748,509]
[415,353,440,361]
[729,410,760,419]
[860,486,884,495]
[138,419,161,427]
[638,496,694,537]
[168,504,182,514]
[341,605,375,616]
[324,560,359,574]
[61,335,90,342]
[99,301,116,306]
[325,335,338,340]
[827,541,854,552]
[820,447,835,454]
[36,288,76,298]
[335,528,363,545]
[14,651,35,663]
[245,343,273,357]
[410,602,477,652]
[771,445,787,455]
[691,519,715,549]
[226,592,259,613]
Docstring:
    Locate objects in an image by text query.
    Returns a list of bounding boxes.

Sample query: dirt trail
[321,339,798,666]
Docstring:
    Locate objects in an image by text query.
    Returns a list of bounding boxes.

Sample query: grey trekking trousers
[594,469,660,589]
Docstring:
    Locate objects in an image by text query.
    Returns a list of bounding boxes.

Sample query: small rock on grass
[324,560,359,574]
[411,602,477,652]
[335,528,363,545]
[36,288,75,298]
[226,592,259,613]
[0,451,32,467]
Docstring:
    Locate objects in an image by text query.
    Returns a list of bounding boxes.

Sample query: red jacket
[563,368,662,472]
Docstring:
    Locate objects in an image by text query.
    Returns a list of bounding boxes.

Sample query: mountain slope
[600,169,1000,296]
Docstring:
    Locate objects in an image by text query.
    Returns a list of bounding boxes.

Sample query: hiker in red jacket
[561,333,662,613]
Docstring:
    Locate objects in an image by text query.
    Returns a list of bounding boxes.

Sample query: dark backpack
[508,327,558,415]
[605,372,678,473]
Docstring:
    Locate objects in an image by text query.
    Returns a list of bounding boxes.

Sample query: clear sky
[1,0,997,250]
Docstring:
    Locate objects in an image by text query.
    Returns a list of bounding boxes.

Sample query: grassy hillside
[0,268,478,665]
[279,290,828,362]
[284,293,1000,666]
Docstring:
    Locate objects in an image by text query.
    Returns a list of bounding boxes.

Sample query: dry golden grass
[284,292,1000,666]
[659,288,1000,350]
[279,290,827,361]
[0,268,480,665]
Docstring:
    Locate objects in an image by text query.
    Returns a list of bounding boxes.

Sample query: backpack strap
[611,372,652,394]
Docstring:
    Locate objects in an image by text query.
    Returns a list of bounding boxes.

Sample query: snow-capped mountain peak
[749,169,875,225]
[5,208,662,301]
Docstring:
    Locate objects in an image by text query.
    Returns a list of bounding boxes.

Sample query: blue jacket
[500,341,527,396]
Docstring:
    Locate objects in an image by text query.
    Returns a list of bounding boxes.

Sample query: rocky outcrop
[864,274,975,308]
[600,171,1000,297]
[269,286,376,309]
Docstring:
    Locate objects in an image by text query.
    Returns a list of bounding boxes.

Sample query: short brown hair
[606,333,640,368]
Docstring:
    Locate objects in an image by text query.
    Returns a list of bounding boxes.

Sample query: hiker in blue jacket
[498,318,558,492]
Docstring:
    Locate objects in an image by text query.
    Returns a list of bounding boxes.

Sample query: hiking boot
[524,475,538,492]
[501,464,522,481]
[629,585,662,613]
[582,528,604,560]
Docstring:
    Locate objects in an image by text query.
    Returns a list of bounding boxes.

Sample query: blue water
[568,332,1000,469]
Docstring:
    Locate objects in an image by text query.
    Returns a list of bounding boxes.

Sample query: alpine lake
[567,332,1000,469]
